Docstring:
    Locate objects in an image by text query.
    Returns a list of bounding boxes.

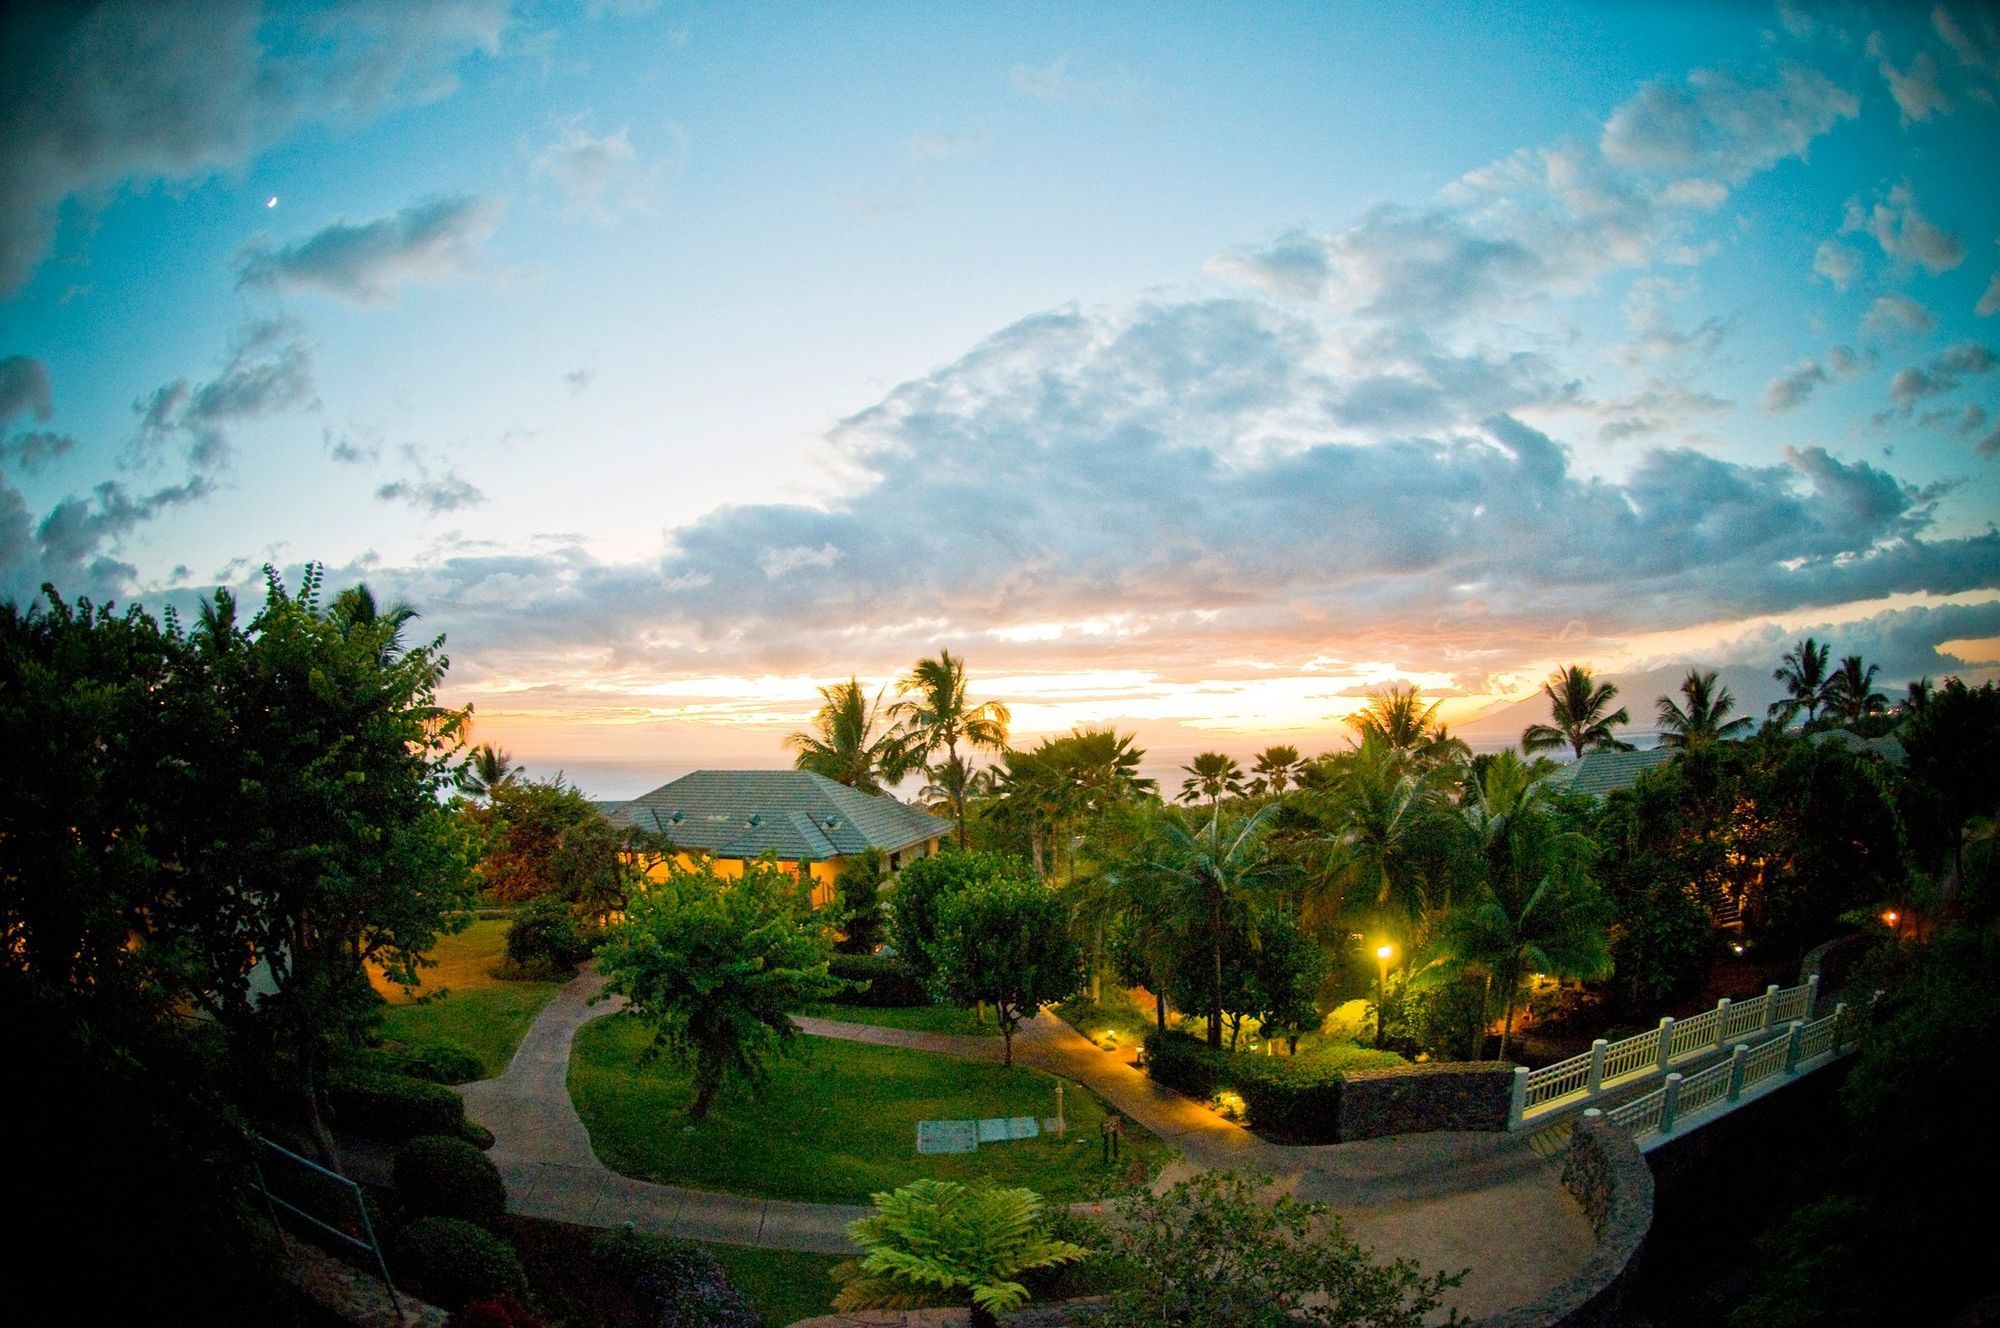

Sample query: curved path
[461,973,1593,1318]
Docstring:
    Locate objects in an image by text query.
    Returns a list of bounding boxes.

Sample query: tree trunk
[1000,1012,1014,1066]
[1030,833,1044,878]
[1208,886,1224,1049]
[1155,989,1167,1032]
[1497,962,1520,1062]
[1090,920,1104,1003]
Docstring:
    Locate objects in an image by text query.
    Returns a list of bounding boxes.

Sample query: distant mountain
[1453,663,1796,754]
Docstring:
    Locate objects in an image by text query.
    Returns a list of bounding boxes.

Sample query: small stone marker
[916,1120,978,1155]
[976,1117,1011,1144]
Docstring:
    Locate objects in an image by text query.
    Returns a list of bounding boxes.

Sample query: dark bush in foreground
[329,1067,466,1140]
[395,1134,506,1227]
[357,1039,485,1085]
[590,1226,762,1327]
[393,1216,527,1309]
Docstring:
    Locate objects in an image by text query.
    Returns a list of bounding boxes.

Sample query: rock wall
[1468,1114,1654,1328]
[1332,1061,1517,1141]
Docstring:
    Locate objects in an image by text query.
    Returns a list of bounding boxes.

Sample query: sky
[3,0,1999,797]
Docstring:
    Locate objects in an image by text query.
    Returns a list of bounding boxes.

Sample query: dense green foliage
[886,849,1021,982]
[394,1134,507,1227]
[928,874,1084,1062]
[825,951,931,1006]
[392,1216,530,1308]
[328,1066,469,1140]
[832,847,889,953]
[504,893,601,977]
[1141,1030,1401,1141]
[834,1179,1090,1325]
[595,857,847,1119]
[589,1227,762,1328]
[1082,1169,1460,1327]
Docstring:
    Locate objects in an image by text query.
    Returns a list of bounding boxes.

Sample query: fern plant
[832,1179,1091,1327]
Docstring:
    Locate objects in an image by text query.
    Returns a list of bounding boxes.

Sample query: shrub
[394,1135,506,1227]
[833,849,888,955]
[825,953,928,1007]
[1142,1030,1228,1099]
[504,895,598,978]
[392,1217,527,1309]
[590,1226,761,1327]
[328,1067,466,1141]
[1141,1031,1391,1142]
[358,1040,485,1085]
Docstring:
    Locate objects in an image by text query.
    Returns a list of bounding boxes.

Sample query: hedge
[328,1067,466,1141]
[393,1135,506,1227]
[391,1216,527,1309]
[825,953,929,1007]
[1141,1030,1347,1142]
[355,1040,484,1086]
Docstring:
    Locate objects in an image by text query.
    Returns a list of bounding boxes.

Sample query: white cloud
[238,196,504,302]
[532,120,669,224]
[1868,31,1950,122]
[1813,239,1862,291]
[0,0,511,296]
[134,319,317,471]
[1599,64,1857,182]
[1861,293,1937,338]
[1843,183,1965,274]
[1886,341,1998,413]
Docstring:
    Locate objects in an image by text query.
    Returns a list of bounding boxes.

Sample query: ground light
[1375,943,1394,1050]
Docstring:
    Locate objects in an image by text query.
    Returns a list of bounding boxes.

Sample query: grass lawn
[706,1243,845,1323]
[369,918,562,1080]
[793,1001,1001,1037]
[571,1014,1167,1205]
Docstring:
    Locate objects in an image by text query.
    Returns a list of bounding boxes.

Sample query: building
[604,769,953,907]
[1543,746,1677,799]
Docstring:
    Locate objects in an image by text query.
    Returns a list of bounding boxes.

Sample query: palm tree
[462,743,523,801]
[1901,677,1934,717]
[918,752,994,817]
[1825,654,1886,723]
[892,651,1011,846]
[327,582,420,660]
[1346,682,1470,766]
[1656,669,1754,749]
[1770,637,1834,725]
[1250,744,1304,796]
[788,678,907,793]
[1428,753,1612,1059]
[1178,751,1245,815]
[1130,804,1288,1048]
[1520,664,1632,760]
[1320,733,1441,931]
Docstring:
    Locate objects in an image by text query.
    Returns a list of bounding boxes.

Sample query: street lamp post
[1375,943,1393,1050]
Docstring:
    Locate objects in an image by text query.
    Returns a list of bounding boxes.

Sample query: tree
[1251,744,1304,796]
[787,677,907,794]
[1898,678,2000,899]
[1771,637,1833,725]
[1178,751,1245,813]
[832,848,889,954]
[180,568,480,1157]
[595,858,847,1120]
[1318,733,1449,934]
[886,850,1020,984]
[1521,664,1632,759]
[919,751,993,817]
[1824,654,1886,723]
[1246,906,1328,1053]
[1345,683,1469,767]
[929,876,1083,1064]
[1128,805,1289,1048]
[1656,668,1753,749]
[1428,754,1612,1059]
[462,743,523,801]
[833,1180,1089,1328]
[893,650,1011,846]
[473,776,613,903]
[1088,1169,1460,1328]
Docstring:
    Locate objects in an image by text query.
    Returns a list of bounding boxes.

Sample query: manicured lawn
[571,1014,1168,1205]
[706,1243,846,1323]
[794,1001,1002,1036]
[370,918,562,1080]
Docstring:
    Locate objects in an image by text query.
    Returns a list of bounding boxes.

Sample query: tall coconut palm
[1520,664,1632,760]
[918,752,994,817]
[1250,744,1304,796]
[1770,637,1834,725]
[462,743,523,801]
[1656,669,1753,750]
[328,583,420,661]
[1319,732,1441,931]
[1177,751,1245,815]
[788,678,907,794]
[892,651,1010,846]
[1428,753,1612,1059]
[1825,654,1887,723]
[1129,803,1288,1048]
[1346,682,1470,767]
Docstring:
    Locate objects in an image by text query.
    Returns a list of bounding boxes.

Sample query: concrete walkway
[461,978,1594,1319]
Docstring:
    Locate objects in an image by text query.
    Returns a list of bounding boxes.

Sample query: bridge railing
[1586,999,1868,1150]
[1514,976,1819,1126]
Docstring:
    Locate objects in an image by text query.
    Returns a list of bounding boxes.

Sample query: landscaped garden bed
[570,1013,1163,1204]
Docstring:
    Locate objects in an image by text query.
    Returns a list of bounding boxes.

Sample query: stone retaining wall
[1467,1114,1654,1328]
[1331,1061,1517,1141]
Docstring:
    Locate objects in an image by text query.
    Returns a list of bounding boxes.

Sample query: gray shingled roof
[1545,746,1677,798]
[605,769,951,860]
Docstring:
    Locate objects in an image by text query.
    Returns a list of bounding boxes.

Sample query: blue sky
[3,1,1999,793]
